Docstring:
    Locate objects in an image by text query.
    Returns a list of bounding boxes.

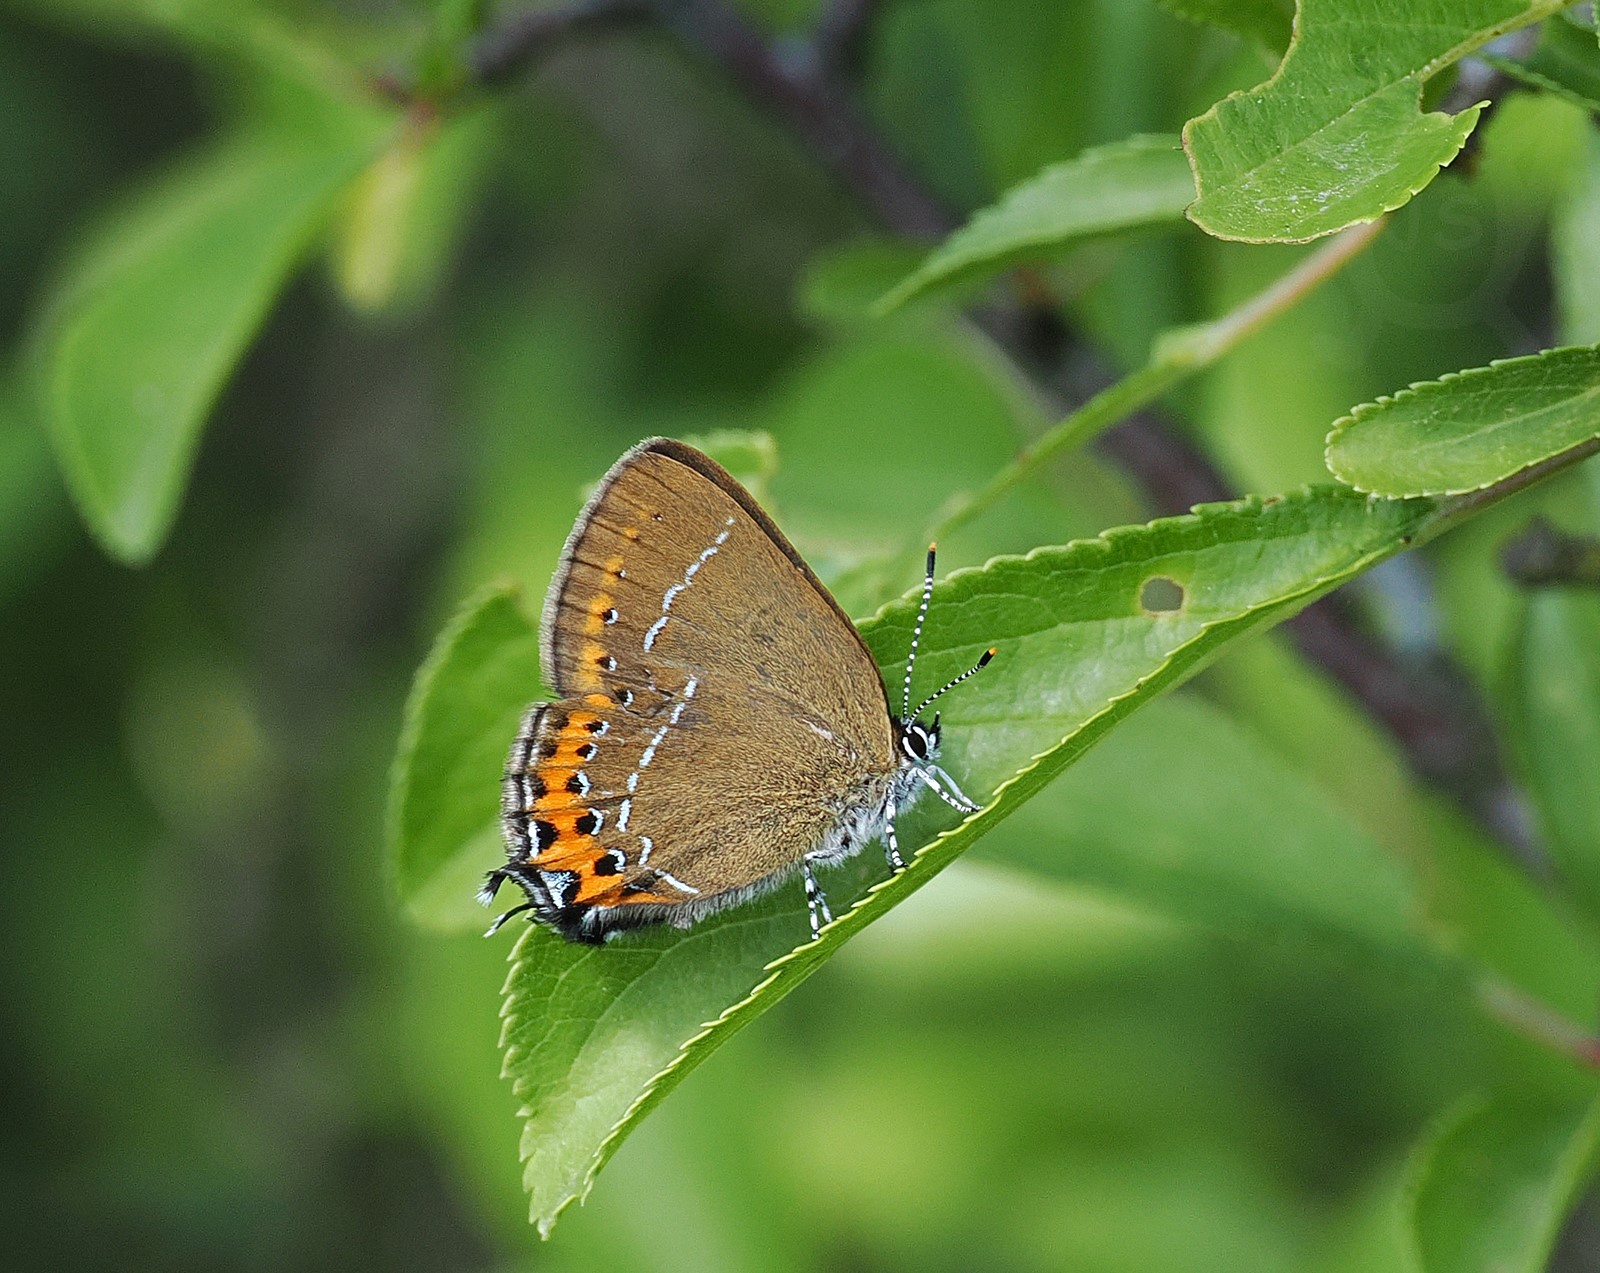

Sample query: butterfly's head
[899,714,942,764]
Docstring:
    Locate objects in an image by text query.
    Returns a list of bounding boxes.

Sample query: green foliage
[1487,11,1600,113]
[9,0,1600,1269]
[992,693,1424,957]
[1555,131,1600,344]
[1184,0,1560,242]
[388,584,544,930]
[1505,589,1600,928]
[1409,1092,1600,1273]
[1325,345,1600,498]
[875,135,1196,313]
[1155,0,1294,51]
[33,113,382,561]
[331,108,501,314]
[481,487,1440,1231]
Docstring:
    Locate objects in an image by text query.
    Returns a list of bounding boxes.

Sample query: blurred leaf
[796,239,932,326]
[1195,92,1585,500]
[1485,12,1600,113]
[1181,0,1558,242]
[8,0,373,100]
[414,0,489,96]
[758,331,1073,608]
[1504,588,1600,927]
[332,106,500,315]
[34,121,382,563]
[874,135,1196,314]
[872,1,1089,204]
[0,386,71,601]
[1408,1090,1600,1273]
[1155,0,1294,52]
[986,694,1428,960]
[388,584,543,931]
[496,485,1440,1234]
[1555,131,1600,346]
[1201,635,1437,857]
[1325,344,1600,498]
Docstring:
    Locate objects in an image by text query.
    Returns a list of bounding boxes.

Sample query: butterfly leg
[802,857,834,941]
[884,816,906,873]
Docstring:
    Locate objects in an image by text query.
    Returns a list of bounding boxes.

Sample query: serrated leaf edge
[1185,85,1481,244]
[1178,0,1550,244]
[875,133,1192,312]
[1324,343,1600,497]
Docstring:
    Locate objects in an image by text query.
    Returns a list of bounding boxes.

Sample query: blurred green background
[3,1,1600,1270]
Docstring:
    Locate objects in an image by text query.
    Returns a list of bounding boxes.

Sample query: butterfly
[481,438,992,943]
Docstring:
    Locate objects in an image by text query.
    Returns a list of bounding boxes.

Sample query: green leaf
[9,0,373,102]
[1555,131,1600,346]
[1155,0,1294,52]
[387,585,544,931]
[1485,13,1600,114]
[35,123,380,563]
[1504,588,1600,928]
[0,386,70,603]
[331,108,499,315]
[797,239,932,326]
[497,485,1436,1234]
[987,694,1426,961]
[1324,344,1600,498]
[1408,1090,1600,1273]
[874,135,1196,314]
[1183,0,1558,243]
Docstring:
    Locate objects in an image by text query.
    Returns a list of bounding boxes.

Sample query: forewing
[542,439,892,750]
[521,438,897,917]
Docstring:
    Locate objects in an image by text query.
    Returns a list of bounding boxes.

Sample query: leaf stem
[927,217,1387,544]
[1478,975,1600,1070]
[1418,436,1600,546]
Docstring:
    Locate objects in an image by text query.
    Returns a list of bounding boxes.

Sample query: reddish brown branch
[655,0,955,240]
[811,0,884,83]
[1502,515,1600,589]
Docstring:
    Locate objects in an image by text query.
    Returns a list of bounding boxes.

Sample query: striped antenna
[911,648,996,722]
[901,543,938,720]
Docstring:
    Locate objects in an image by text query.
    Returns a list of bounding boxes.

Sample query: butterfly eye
[901,725,932,761]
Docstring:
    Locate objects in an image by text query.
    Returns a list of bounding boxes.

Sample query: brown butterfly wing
[499,439,897,939]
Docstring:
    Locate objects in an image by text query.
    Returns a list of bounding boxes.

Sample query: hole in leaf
[1140,576,1185,613]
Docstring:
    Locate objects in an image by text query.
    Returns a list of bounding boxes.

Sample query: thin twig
[462,0,951,238]
[927,219,1386,544]
[1479,975,1600,1070]
[812,0,883,83]
[1426,438,1600,538]
[658,0,955,240]
[468,0,651,88]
